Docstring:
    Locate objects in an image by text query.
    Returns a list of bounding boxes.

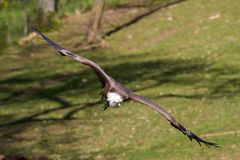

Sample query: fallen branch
[201,130,240,138]
[18,32,37,45]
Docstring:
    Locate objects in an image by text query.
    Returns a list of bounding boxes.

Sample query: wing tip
[171,122,220,148]
[31,26,40,33]
[32,26,65,52]
[186,129,220,148]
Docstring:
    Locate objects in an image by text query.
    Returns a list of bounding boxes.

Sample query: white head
[107,92,123,107]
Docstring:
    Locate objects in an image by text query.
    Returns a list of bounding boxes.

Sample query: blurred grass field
[0,0,240,159]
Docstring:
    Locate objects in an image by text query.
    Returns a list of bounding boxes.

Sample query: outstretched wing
[130,94,219,148]
[33,27,110,87]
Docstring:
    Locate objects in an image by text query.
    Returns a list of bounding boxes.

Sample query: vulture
[33,28,219,148]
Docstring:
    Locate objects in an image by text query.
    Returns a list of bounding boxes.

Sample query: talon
[100,92,105,101]
[103,102,109,111]
[101,95,105,101]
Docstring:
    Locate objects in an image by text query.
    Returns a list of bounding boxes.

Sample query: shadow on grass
[0,51,239,158]
[104,0,187,37]
[1,52,239,124]
[0,100,101,128]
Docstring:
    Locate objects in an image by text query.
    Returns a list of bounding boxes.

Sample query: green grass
[0,0,240,159]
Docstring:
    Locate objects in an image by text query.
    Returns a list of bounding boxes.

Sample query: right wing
[33,27,110,87]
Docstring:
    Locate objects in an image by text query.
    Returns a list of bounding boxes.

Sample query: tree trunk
[38,0,57,13]
[37,0,58,28]
[6,23,11,45]
[23,0,28,35]
[86,0,105,44]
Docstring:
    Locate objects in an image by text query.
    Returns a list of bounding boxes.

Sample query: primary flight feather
[33,28,219,148]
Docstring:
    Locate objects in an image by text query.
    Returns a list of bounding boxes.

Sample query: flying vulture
[33,28,219,148]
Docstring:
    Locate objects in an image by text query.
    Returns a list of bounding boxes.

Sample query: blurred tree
[0,0,11,47]
[23,0,28,35]
[86,0,105,45]
[37,0,58,28]
[0,0,9,10]
[38,0,57,13]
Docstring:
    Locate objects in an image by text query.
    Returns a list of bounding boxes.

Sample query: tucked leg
[103,102,109,111]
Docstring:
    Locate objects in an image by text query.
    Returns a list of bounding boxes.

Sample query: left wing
[130,94,219,148]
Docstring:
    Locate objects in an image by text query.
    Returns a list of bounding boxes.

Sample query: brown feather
[34,28,219,148]
[130,94,219,148]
